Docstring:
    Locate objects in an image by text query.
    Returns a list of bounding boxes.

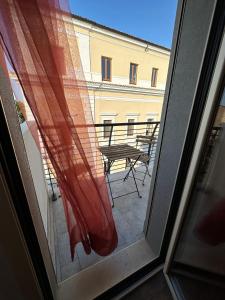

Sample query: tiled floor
[52,166,151,281]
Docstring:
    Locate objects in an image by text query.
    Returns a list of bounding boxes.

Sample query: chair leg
[123,158,132,181]
[131,166,142,198]
[142,163,151,185]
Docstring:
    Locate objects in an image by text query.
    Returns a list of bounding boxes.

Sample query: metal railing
[95,121,160,173]
[41,121,160,200]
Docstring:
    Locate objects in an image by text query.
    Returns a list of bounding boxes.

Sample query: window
[101,56,111,81]
[127,119,135,136]
[129,63,138,84]
[103,120,112,138]
[151,68,158,87]
[146,118,154,135]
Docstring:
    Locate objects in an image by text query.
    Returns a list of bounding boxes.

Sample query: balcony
[22,121,160,281]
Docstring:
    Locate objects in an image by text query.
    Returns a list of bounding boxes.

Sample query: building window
[127,119,135,136]
[129,63,138,84]
[146,118,154,135]
[101,56,111,81]
[103,120,112,138]
[151,68,158,87]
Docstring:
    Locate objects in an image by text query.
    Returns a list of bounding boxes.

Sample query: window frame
[1,0,223,299]
[103,119,112,139]
[101,56,112,82]
[164,12,225,296]
[129,63,138,85]
[151,67,158,87]
[127,118,135,136]
[100,113,116,142]
[146,118,154,135]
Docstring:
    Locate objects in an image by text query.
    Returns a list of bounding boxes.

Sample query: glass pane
[107,58,111,80]
[129,64,133,83]
[151,68,158,87]
[101,57,105,80]
[171,87,225,298]
[130,64,137,84]
[133,65,137,82]
[103,120,112,138]
[127,118,135,136]
[146,118,154,135]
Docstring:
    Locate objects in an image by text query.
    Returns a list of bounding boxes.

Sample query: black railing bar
[94,121,160,127]
[43,163,151,180]
[40,129,158,141]
[40,121,160,130]
[96,130,153,137]
[75,128,151,135]
[96,125,154,131]
[97,131,158,138]
[45,156,154,169]
[96,127,153,133]
[76,139,157,146]
[79,133,157,140]
[42,156,105,164]
[42,153,156,165]
[41,138,157,149]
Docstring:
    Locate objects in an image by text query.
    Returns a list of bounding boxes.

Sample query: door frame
[163,5,225,300]
[1,0,225,299]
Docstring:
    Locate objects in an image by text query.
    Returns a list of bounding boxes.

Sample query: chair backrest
[136,123,159,145]
[136,135,155,144]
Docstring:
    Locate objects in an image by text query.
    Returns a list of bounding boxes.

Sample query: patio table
[99,143,148,206]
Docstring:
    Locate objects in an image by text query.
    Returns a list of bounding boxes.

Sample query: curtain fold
[0,0,117,259]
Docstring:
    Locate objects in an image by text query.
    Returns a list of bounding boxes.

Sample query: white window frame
[146,112,159,121]
[126,113,139,137]
[100,113,117,143]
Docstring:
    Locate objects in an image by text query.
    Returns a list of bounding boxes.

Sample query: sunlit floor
[52,166,151,281]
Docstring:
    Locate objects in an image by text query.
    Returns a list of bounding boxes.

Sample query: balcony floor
[52,166,152,281]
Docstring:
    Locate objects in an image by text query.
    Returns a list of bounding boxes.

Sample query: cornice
[86,81,165,96]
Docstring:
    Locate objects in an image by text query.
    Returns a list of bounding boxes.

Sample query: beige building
[73,15,170,126]
[11,14,170,129]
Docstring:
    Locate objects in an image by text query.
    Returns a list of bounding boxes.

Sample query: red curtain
[0,0,117,258]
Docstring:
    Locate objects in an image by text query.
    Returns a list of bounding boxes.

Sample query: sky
[69,0,178,49]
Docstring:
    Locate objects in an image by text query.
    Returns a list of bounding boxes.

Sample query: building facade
[10,14,170,127]
[73,15,171,125]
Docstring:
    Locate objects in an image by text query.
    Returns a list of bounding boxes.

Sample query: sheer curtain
[0,0,117,259]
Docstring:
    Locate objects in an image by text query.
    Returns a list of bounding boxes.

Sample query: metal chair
[134,123,159,185]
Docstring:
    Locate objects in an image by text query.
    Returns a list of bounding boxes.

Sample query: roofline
[71,14,171,53]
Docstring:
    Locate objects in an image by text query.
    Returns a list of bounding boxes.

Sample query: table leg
[123,156,142,198]
[123,156,140,181]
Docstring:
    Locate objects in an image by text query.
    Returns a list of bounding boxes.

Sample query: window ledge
[57,238,155,300]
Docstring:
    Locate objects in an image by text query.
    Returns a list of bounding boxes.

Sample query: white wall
[21,123,49,236]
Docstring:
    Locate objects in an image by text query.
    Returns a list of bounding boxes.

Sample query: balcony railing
[41,121,160,201]
[39,121,160,279]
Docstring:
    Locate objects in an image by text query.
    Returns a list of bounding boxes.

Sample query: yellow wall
[90,31,169,86]
[92,90,163,123]
[74,18,170,123]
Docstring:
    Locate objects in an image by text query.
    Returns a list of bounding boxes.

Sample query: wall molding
[87,81,165,96]
[90,95,162,103]
[100,112,118,116]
